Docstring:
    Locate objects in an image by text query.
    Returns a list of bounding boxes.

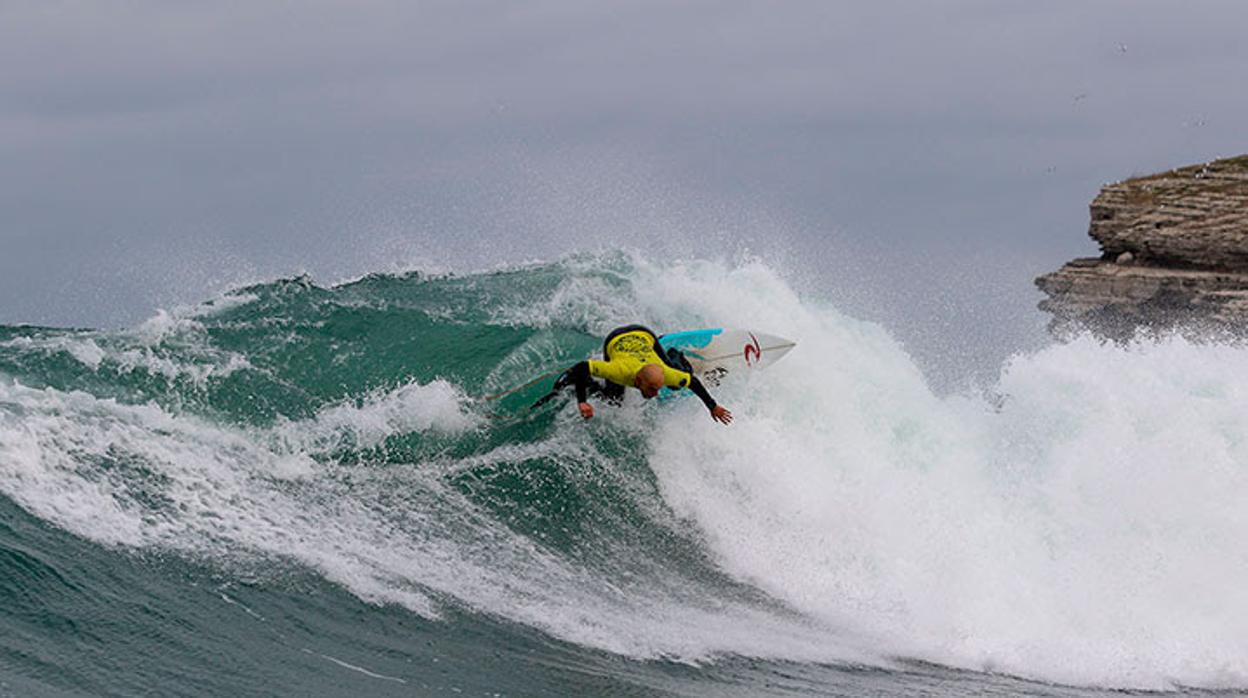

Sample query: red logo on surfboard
[743,333,762,366]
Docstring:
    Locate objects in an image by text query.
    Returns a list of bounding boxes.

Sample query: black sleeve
[568,361,591,403]
[688,376,717,411]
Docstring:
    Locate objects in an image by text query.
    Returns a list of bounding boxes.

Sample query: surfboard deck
[515,327,796,411]
[659,328,796,387]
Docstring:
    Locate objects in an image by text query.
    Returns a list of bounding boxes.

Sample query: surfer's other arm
[689,376,732,424]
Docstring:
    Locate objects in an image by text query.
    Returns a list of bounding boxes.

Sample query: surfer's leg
[530,370,573,409]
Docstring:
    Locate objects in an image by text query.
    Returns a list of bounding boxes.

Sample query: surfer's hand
[578,402,594,420]
[711,405,732,425]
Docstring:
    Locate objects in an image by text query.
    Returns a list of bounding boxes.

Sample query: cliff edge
[1036,155,1248,338]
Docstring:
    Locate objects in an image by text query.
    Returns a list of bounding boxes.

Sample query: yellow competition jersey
[587,329,691,390]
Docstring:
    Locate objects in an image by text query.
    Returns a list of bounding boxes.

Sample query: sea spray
[647,272,1248,688]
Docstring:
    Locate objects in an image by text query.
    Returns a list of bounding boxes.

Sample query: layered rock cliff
[1036,155,1248,338]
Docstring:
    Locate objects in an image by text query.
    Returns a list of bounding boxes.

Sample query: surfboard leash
[478,369,561,403]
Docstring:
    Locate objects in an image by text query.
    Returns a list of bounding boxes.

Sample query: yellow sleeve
[588,358,638,387]
[660,365,692,389]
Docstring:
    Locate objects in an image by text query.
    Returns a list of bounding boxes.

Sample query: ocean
[2,251,1245,696]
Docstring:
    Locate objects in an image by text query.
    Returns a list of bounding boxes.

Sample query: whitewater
[1,251,1246,696]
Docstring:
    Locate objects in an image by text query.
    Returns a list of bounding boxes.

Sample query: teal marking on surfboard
[658,328,722,349]
[658,328,722,360]
[655,329,723,400]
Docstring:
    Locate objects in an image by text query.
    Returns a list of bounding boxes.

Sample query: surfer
[537,325,733,424]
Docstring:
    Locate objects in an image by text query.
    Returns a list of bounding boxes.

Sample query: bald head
[635,363,665,398]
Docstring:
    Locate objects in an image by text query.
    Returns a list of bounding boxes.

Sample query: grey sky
[2,1,1245,384]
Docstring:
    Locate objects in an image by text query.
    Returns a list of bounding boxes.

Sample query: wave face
[2,251,1247,694]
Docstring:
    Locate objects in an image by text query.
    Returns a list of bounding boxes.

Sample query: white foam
[489,274,636,334]
[0,335,108,370]
[0,309,253,385]
[0,373,871,668]
[636,257,1248,689]
[274,379,480,453]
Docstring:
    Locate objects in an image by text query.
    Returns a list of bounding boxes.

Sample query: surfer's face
[635,366,664,399]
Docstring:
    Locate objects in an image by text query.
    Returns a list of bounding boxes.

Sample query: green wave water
[3,252,1247,696]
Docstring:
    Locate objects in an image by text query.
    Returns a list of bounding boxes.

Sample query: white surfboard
[659,328,796,387]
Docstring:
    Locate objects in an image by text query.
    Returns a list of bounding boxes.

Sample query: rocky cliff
[1036,155,1248,338]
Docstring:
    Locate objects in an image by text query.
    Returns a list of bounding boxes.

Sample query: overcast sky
[2,1,1245,384]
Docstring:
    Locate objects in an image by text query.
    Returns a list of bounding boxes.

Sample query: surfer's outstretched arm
[689,377,732,424]
[688,377,716,410]
[566,361,595,419]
